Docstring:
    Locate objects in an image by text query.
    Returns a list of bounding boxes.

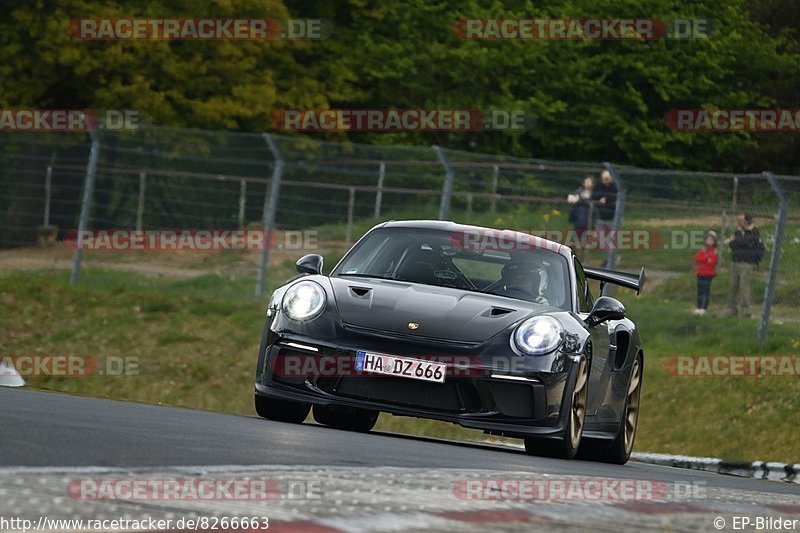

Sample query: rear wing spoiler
[583,266,646,295]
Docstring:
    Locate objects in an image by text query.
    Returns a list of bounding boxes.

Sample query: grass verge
[1,266,798,462]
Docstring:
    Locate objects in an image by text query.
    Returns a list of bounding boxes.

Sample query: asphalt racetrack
[1,388,798,532]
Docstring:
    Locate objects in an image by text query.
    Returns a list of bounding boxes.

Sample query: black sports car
[254,220,646,463]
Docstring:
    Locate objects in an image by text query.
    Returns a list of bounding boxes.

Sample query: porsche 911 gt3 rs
[254,220,645,463]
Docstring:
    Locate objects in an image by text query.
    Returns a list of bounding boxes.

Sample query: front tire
[524,354,589,459]
[579,353,642,464]
[254,394,310,423]
[312,404,379,432]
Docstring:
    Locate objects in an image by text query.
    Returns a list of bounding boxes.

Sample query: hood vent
[489,307,515,317]
[349,286,372,298]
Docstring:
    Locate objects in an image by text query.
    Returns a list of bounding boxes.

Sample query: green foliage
[286,0,800,171]
[0,0,326,130]
[1,0,799,169]
[2,261,798,461]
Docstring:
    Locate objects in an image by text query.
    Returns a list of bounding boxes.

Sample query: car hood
[329,276,547,342]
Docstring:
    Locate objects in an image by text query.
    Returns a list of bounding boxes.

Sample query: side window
[573,258,594,313]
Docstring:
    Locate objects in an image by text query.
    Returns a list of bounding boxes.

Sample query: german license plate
[355,351,446,383]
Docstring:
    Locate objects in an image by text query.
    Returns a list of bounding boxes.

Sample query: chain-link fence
[1,126,796,339]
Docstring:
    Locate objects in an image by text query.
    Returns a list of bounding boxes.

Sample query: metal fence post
[255,134,285,298]
[238,179,247,229]
[490,165,499,213]
[70,129,100,286]
[433,145,454,220]
[136,171,146,232]
[42,152,56,229]
[43,165,52,227]
[603,162,625,271]
[346,187,356,247]
[718,210,727,269]
[758,172,788,342]
[374,161,385,218]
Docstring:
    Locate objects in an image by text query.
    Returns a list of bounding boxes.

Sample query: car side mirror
[296,254,324,275]
[586,296,625,327]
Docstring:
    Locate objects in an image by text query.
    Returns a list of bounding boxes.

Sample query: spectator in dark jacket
[567,175,594,243]
[726,212,762,317]
[592,170,618,233]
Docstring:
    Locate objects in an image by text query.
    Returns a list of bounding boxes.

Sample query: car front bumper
[255,333,582,439]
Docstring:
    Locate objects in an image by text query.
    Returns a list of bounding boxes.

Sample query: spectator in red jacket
[693,230,719,315]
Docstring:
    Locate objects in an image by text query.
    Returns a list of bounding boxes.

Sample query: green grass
[622,275,800,460]
[1,265,798,462]
[2,203,798,461]
[0,269,263,413]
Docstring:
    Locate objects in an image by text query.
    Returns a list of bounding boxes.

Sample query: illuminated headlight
[282,281,326,321]
[511,316,563,356]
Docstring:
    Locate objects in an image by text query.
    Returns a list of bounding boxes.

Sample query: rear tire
[312,404,379,432]
[524,354,589,460]
[254,394,310,423]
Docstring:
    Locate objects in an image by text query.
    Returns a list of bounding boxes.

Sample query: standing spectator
[726,212,763,318]
[567,175,594,244]
[592,170,618,234]
[693,230,719,315]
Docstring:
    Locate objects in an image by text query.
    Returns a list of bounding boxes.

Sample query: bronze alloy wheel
[576,352,644,465]
[524,353,590,459]
[624,356,642,454]
[569,355,589,449]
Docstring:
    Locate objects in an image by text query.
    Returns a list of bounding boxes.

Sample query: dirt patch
[631,212,780,229]
[640,269,682,293]
[632,215,726,228]
[0,255,205,279]
[0,241,341,279]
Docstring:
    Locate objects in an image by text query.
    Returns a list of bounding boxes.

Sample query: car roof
[374,219,571,257]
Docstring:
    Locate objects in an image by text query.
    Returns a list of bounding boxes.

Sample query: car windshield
[332,227,572,310]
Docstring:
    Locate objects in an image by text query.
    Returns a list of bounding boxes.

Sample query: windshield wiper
[337,273,396,281]
[339,273,502,296]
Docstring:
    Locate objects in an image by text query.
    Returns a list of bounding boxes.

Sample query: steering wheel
[433,249,478,291]
[497,286,538,302]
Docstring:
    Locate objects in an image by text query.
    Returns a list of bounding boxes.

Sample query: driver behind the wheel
[500,262,550,305]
